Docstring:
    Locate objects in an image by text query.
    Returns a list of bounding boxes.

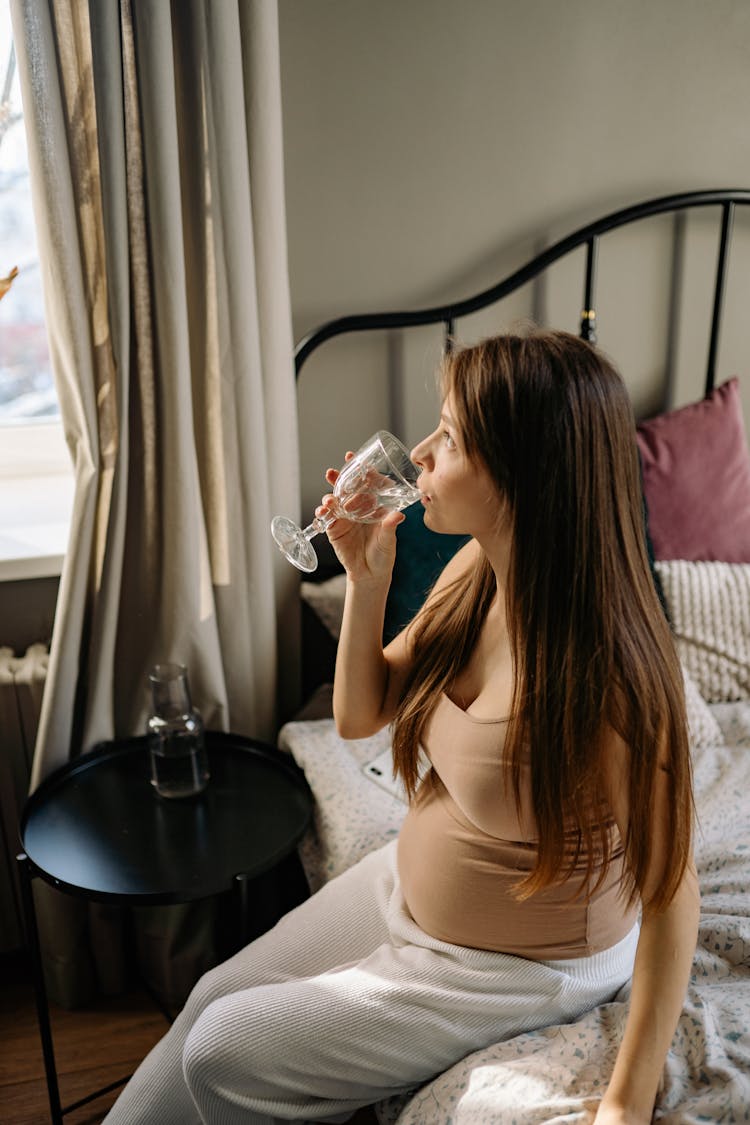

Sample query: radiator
[0,643,48,952]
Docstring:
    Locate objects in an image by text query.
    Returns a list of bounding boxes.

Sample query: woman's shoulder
[399,538,481,645]
[433,537,482,589]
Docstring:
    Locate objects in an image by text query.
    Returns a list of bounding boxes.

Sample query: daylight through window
[0,2,73,581]
[0,7,57,422]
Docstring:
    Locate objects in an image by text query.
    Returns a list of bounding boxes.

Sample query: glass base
[271,516,319,573]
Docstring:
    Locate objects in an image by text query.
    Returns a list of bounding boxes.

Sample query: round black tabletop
[20,732,313,905]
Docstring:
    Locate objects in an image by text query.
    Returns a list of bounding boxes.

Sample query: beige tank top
[397,692,639,958]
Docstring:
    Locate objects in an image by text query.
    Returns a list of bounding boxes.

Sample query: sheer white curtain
[11,0,300,1005]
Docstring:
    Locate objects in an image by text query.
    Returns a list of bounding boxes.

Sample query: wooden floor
[0,951,167,1124]
[0,951,378,1124]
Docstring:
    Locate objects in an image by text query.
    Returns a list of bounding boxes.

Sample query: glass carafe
[147,663,209,798]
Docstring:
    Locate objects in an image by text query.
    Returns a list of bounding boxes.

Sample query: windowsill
[0,473,74,582]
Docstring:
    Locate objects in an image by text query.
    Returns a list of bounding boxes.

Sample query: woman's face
[410,394,505,540]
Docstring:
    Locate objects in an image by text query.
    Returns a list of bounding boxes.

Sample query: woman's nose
[411,436,428,466]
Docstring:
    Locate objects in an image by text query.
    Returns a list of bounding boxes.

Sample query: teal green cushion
[383,503,469,644]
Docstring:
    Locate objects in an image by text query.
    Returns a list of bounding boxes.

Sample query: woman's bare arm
[594,869,699,1124]
[332,536,480,740]
[594,735,700,1124]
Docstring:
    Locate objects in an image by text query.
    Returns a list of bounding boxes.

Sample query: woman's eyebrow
[440,412,456,428]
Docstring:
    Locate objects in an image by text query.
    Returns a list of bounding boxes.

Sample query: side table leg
[17,853,64,1125]
[232,854,310,952]
[234,872,252,948]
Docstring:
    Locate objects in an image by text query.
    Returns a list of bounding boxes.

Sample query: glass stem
[299,513,333,542]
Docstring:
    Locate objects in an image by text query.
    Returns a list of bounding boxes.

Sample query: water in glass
[271,430,421,573]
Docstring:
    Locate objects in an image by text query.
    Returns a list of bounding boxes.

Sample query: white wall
[279,0,750,516]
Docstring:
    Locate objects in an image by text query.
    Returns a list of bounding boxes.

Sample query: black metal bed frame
[294,189,750,398]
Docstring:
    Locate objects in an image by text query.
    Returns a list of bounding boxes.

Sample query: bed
[278,189,750,1123]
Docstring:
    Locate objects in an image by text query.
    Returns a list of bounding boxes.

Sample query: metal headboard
[294,188,750,397]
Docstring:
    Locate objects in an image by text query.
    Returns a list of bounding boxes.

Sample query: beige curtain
[12,0,300,1005]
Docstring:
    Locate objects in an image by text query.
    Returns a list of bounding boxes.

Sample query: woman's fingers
[317,493,336,515]
[379,509,406,534]
[325,451,354,481]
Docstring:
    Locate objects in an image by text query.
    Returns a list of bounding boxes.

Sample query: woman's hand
[585,1100,650,1125]
[321,459,405,584]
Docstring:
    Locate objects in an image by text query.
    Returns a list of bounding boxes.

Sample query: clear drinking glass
[147,663,209,799]
[271,430,421,573]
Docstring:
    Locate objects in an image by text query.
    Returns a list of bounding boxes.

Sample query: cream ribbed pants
[103,841,638,1125]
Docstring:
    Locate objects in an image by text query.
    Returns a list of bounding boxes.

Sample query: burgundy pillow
[636,377,750,562]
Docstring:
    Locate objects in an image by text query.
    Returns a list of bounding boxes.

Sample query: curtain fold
[11,0,300,1006]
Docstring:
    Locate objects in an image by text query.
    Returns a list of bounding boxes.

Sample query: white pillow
[301,574,346,641]
[656,561,750,703]
[682,667,722,751]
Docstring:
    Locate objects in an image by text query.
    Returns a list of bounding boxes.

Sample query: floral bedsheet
[278,697,750,1124]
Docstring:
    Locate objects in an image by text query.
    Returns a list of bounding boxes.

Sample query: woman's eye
[443,431,456,450]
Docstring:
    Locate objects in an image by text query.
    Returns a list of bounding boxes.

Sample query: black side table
[17,731,313,1125]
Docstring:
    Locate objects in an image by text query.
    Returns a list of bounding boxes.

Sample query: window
[1,2,73,581]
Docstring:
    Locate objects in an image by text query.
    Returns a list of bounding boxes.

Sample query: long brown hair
[391,330,693,910]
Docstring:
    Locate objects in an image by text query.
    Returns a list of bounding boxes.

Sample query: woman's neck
[474,526,512,610]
